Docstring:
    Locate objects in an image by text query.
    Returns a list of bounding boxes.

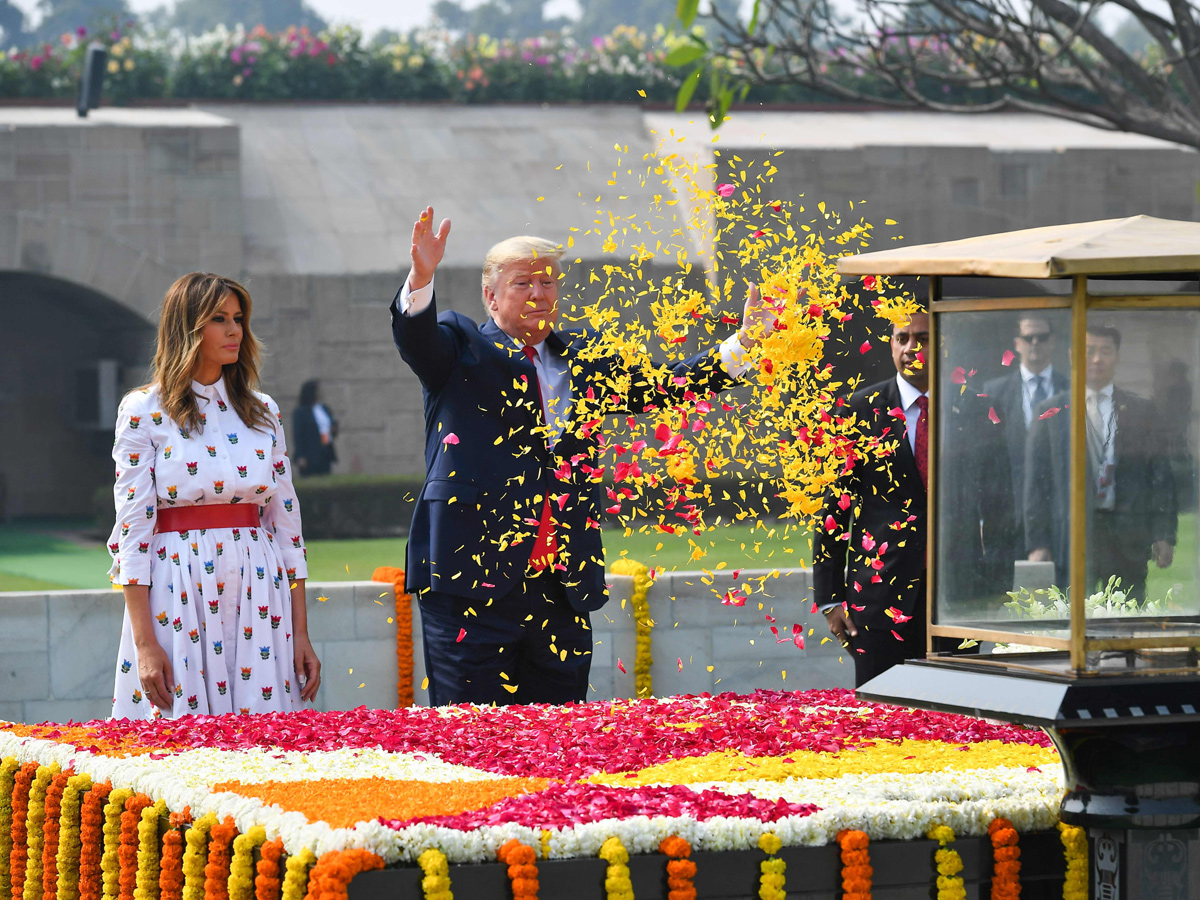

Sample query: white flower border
[0,730,1064,865]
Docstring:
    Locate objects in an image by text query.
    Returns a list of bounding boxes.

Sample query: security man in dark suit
[1025,323,1177,600]
[390,207,777,706]
[982,314,1068,564]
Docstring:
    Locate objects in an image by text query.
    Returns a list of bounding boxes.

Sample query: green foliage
[168,0,326,36]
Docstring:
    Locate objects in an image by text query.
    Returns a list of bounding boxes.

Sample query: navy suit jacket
[391,292,733,612]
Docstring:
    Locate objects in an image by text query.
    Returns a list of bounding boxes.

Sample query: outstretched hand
[409,206,451,291]
[737,282,788,350]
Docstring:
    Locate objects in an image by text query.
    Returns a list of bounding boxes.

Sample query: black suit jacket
[391,291,733,613]
[292,405,337,475]
[982,367,1068,557]
[1024,386,1177,584]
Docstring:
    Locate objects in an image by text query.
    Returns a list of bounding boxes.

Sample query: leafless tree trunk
[697,0,1200,149]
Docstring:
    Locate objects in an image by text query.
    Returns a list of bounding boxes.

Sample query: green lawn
[0,520,811,592]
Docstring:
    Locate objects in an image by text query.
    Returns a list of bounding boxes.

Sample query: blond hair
[481,235,563,300]
[148,272,274,435]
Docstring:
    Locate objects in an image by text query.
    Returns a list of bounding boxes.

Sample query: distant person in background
[293,380,338,476]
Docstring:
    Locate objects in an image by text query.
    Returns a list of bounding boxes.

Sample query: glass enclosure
[933,301,1200,671]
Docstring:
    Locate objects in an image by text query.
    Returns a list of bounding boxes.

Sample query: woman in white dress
[108,273,322,719]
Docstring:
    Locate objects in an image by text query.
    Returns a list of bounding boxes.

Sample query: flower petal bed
[0,689,1064,899]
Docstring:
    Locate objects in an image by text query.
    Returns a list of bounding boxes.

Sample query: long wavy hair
[149,273,274,435]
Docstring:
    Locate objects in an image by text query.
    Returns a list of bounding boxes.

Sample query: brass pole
[1069,275,1088,672]
[926,276,940,659]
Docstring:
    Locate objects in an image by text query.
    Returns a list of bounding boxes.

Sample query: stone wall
[0,567,853,723]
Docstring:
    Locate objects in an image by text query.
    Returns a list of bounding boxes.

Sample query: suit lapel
[481,318,541,427]
[875,378,923,490]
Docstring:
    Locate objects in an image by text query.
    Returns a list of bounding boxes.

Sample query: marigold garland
[202,819,238,900]
[598,837,631,900]
[133,800,167,900]
[180,812,216,900]
[758,832,785,900]
[158,812,189,900]
[253,839,283,900]
[54,773,92,900]
[988,818,1020,900]
[300,850,383,900]
[372,567,414,708]
[836,829,872,900]
[929,825,966,900]
[99,788,134,900]
[116,795,153,900]
[1,757,21,900]
[1057,822,1087,900]
[77,781,111,900]
[25,763,61,900]
[658,836,696,900]
[415,848,450,900]
[228,827,266,900]
[279,849,315,900]
[609,558,653,699]
[40,770,71,900]
[496,841,538,900]
[10,762,44,900]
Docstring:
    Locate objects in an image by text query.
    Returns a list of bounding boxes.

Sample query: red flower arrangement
[78,782,112,900]
[254,839,284,900]
[118,793,154,900]
[837,829,872,900]
[659,836,696,900]
[159,811,191,900]
[41,769,72,898]
[301,849,383,900]
[496,840,538,900]
[988,818,1020,900]
[9,761,40,899]
[204,818,239,900]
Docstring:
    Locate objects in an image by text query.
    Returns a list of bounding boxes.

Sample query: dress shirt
[312,403,333,441]
[1086,383,1117,509]
[1020,364,1054,427]
[896,374,928,455]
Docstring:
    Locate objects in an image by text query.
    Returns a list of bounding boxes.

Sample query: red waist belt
[154,504,261,534]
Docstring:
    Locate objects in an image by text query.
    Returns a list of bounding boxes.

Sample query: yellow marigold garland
[929,825,966,900]
[25,763,62,900]
[987,818,1020,900]
[133,800,166,900]
[55,773,93,900]
[180,813,217,900]
[99,789,133,900]
[1057,822,1087,900]
[609,557,653,698]
[1,756,21,900]
[836,829,871,900]
[415,849,451,900]
[279,849,315,900]
[758,833,785,900]
[228,827,266,900]
[598,837,632,900]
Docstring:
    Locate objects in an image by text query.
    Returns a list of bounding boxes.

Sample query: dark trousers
[1088,511,1150,601]
[418,569,592,706]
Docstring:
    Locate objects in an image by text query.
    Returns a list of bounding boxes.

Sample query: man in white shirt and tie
[1025,323,1176,600]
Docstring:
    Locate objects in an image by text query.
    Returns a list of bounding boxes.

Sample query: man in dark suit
[1025,323,1176,600]
[391,207,776,706]
[983,314,1068,564]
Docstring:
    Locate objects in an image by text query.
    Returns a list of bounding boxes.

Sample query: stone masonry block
[304,583,358,641]
[647,627,712,697]
[23,698,111,725]
[0,651,50,702]
[0,594,48,654]
[0,702,23,722]
[48,591,124,700]
[354,581,401,640]
[318,639,396,711]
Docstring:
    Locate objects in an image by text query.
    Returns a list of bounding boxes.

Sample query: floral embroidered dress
[107,377,308,719]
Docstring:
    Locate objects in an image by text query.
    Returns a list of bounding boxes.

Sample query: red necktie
[915,394,929,490]
[523,346,557,570]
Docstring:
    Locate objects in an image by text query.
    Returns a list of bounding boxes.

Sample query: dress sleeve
[107,392,158,586]
[261,394,309,580]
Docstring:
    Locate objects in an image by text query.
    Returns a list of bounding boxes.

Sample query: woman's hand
[136,640,175,711]
[293,634,322,702]
[409,205,452,291]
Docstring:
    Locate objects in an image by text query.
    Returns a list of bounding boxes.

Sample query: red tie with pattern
[523,345,557,570]
[915,394,929,490]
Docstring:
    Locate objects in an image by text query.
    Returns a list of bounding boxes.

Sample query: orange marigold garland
[836,829,872,900]
[300,850,383,900]
[658,836,696,900]
[116,796,153,900]
[77,782,111,900]
[202,820,237,900]
[158,812,189,900]
[9,762,42,900]
[372,566,414,707]
[495,841,537,900]
[988,818,1020,900]
[40,770,72,900]
[253,840,283,900]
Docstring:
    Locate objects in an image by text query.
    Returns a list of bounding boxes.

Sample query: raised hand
[737,282,790,350]
[409,206,452,290]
